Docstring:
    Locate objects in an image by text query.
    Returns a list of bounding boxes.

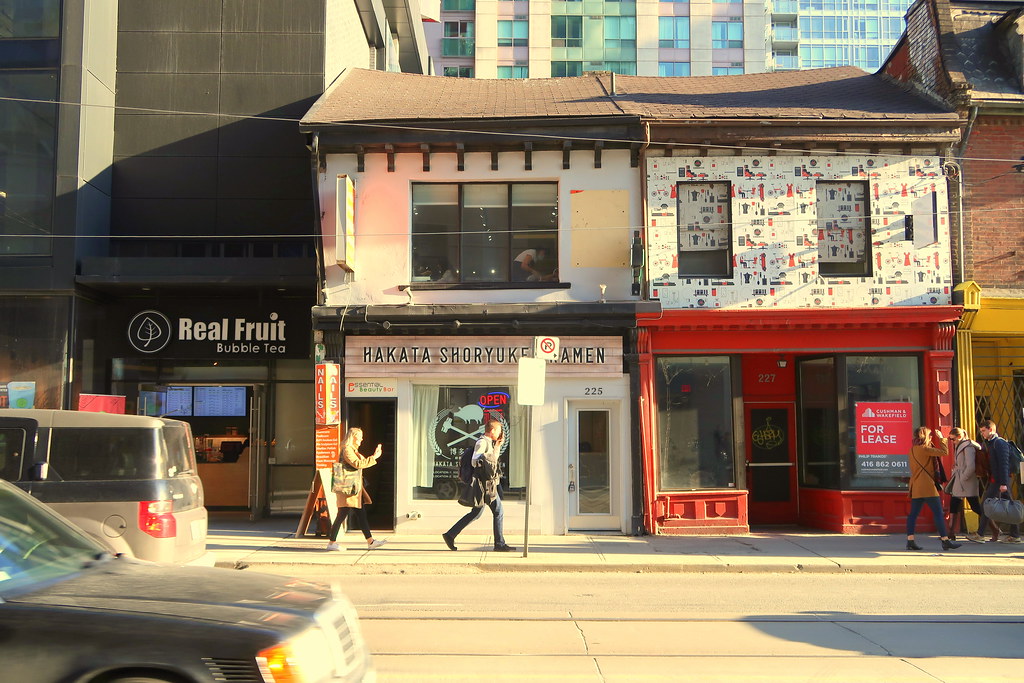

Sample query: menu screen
[193,386,248,417]
[165,386,194,417]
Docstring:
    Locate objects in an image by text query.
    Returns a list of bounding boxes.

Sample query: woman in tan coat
[906,426,960,551]
[326,427,387,551]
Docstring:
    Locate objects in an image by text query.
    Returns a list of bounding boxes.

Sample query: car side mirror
[30,462,49,481]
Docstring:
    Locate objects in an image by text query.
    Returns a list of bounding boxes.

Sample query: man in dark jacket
[976,420,1021,543]
[442,419,515,552]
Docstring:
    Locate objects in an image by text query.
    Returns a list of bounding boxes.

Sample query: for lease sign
[855,402,914,477]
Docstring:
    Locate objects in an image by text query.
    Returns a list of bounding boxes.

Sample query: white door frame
[566,399,620,531]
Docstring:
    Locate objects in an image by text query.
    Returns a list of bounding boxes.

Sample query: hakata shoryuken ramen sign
[344,336,622,378]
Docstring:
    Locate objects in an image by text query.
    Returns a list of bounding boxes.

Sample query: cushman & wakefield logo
[127,310,172,354]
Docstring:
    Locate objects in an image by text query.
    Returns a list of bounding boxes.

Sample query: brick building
[883,0,1024,442]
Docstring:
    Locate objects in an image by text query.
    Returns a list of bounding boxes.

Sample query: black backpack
[458,445,476,484]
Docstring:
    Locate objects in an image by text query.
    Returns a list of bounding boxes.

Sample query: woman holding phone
[326,427,387,551]
[905,426,960,551]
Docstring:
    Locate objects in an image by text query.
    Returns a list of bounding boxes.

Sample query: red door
[745,403,798,524]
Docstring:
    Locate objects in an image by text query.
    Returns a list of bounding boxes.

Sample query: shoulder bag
[332,461,359,495]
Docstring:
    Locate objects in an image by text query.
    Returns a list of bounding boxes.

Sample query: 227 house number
[584,387,604,395]
[758,373,776,383]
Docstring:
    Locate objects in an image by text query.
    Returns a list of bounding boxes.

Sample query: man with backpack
[976,420,1021,544]
[442,419,515,552]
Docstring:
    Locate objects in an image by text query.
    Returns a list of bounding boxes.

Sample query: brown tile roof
[301,66,957,126]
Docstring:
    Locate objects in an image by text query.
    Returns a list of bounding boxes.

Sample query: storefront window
[411,385,527,501]
[0,296,68,409]
[798,355,921,490]
[798,357,839,488]
[844,355,921,489]
[655,357,736,489]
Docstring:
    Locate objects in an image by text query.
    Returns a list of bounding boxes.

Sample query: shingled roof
[947,1,1024,103]
[302,66,956,126]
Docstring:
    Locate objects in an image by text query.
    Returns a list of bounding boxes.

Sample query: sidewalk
[207,514,1024,575]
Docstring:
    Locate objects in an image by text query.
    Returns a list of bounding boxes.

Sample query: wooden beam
[524,142,533,171]
[385,144,395,173]
[491,149,499,171]
[563,141,572,170]
[355,145,365,172]
[457,143,465,172]
[421,143,430,172]
[594,141,603,169]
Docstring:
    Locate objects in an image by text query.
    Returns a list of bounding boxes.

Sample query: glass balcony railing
[773,53,799,70]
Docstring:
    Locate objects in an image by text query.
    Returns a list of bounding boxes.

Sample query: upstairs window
[498,20,529,46]
[551,16,583,48]
[658,17,690,48]
[712,21,743,48]
[676,182,732,278]
[816,180,870,277]
[412,183,558,284]
[442,21,475,57]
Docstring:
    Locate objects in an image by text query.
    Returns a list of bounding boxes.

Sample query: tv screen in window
[193,386,247,417]
[164,386,193,417]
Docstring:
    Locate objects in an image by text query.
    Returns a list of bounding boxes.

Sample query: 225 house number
[584,387,604,395]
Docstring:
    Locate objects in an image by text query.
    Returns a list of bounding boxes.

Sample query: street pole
[523,403,532,557]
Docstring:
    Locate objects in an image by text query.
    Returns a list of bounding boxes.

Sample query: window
[676,182,732,277]
[658,17,689,48]
[712,21,743,48]
[411,385,528,500]
[799,355,922,490]
[0,0,61,256]
[497,65,529,78]
[659,62,691,76]
[498,19,529,46]
[411,183,558,284]
[551,61,583,77]
[816,180,870,277]
[712,66,744,75]
[442,65,474,78]
[0,428,26,481]
[442,21,475,57]
[603,61,637,75]
[551,16,582,47]
[441,0,475,8]
[656,357,736,490]
[604,16,636,50]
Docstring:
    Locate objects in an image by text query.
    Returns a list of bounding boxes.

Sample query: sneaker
[965,532,984,543]
[997,533,1014,543]
[367,538,388,550]
[999,536,1023,544]
[325,542,344,551]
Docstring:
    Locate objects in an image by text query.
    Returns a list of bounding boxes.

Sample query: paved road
[318,571,1024,682]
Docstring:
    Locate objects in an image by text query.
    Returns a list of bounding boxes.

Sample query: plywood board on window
[570,189,630,268]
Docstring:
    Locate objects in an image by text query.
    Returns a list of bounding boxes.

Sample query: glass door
[568,402,619,530]
[744,403,798,524]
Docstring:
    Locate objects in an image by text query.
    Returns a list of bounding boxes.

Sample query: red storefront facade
[637,307,960,534]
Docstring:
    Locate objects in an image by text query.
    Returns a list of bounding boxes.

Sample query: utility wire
[2,93,1024,166]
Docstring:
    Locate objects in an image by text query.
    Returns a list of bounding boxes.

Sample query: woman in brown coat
[906,426,960,551]
[326,427,387,551]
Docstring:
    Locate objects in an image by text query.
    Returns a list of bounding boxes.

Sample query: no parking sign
[533,336,559,361]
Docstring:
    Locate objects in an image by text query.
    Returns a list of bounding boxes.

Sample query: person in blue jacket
[975,420,1021,543]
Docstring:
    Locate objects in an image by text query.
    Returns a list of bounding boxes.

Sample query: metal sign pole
[523,403,532,557]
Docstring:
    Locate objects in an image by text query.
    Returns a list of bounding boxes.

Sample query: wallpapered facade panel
[646,155,952,309]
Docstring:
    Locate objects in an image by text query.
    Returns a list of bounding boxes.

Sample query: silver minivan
[0,409,212,565]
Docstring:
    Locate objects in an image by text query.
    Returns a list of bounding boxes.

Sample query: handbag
[933,456,948,489]
[942,471,957,495]
[457,480,476,508]
[982,494,1024,525]
[332,461,358,496]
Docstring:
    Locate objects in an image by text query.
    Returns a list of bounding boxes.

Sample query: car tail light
[139,500,176,538]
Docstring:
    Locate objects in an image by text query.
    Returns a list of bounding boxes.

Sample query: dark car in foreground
[0,479,374,683]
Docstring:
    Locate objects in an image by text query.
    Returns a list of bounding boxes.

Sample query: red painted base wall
[798,488,937,534]
[653,491,750,535]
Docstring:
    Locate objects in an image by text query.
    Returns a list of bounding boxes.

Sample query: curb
[217,560,1024,576]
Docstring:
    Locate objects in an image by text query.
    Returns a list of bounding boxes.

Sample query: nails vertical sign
[854,402,913,477]
[315,363,341,425]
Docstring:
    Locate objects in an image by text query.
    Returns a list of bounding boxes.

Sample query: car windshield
[0,484,106,593]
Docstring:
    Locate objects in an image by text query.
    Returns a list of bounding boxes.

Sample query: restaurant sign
[344,336,622,378]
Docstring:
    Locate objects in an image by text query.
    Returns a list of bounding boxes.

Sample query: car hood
[6,559,335,633]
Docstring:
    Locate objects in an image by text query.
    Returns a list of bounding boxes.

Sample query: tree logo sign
[127,310,173,354]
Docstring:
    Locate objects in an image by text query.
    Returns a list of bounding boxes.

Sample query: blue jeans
[906,496,948,537]
[446,489,506,547]
[976,482,1021,538]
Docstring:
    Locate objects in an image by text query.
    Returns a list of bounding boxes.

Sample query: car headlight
[257,626,334,683]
